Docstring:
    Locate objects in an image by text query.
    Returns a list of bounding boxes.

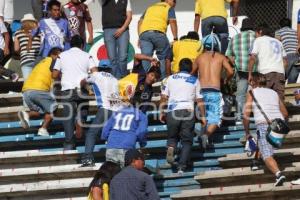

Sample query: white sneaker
[18,111,30,129]
[291,178,300,185]
[37,128,49,136]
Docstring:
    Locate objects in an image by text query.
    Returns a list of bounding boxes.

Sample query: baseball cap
[98,59,112,68]
[125,149,145,166]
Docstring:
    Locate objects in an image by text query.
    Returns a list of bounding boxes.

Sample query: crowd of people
[0,0,300,199]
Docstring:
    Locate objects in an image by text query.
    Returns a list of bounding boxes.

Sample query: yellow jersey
[140,2,170,35]
[118,73,139,101]
[195,0,232,20]
[22,57,53,92]
[172,39,203,73]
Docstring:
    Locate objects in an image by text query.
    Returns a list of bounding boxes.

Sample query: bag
[245,136,257,157]
[249,90,290,148]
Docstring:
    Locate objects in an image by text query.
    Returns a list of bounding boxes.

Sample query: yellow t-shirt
[118,73,139,101]
[172,39,203,73]
[139,2,170,35]
[22,57,53,92]
[195,0,232,20]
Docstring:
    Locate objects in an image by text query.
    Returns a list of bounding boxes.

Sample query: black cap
[241,18,254,31]
[125,149,145,166]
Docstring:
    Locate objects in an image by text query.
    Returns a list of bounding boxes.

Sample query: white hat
[21,13,37,22]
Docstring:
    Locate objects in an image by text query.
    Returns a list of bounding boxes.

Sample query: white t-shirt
[162,72,202,111]
[252,87,284,125]
[0,0,13,23]
[250,36,286,74]
[53,47,96,91]
[114,0,132,11]
[87,72,121,111]
[0,19,7,50]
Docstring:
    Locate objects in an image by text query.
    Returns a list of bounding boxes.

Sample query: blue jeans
[286,53,299,83]
[83,107,112,160]
[139,31,170,78]
[23,90,57,114]
[235,72,249,120]
[201,16,229,54]
[104,28,129,79]
[21,62,35,80]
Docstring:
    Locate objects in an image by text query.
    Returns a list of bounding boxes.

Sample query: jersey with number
[86,72,121,111]
[250,36,286,74]
[101,106,148,149]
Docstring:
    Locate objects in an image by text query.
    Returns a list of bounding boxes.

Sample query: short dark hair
[48,47,62,56]
[255,23,272,37]
[47,0,61,10]
[279,18,291,28]
[186,31,199,41]
[179,58,193,73]
[70,35,84,48]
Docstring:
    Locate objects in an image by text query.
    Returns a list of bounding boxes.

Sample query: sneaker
[10,73,19,82]
[166,147,175,164]
[291,178,300,185]
[81,158,95,167]
[274,174,286,187]
[236,120,243,125]
[37,128,49,136]
[250,160,259,171]
[18,111,30,129]
[177,168,184,175]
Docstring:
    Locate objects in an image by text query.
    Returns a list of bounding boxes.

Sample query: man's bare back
[193,51,233,89]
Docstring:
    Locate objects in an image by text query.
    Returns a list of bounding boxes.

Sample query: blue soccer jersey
[101,106,148,149]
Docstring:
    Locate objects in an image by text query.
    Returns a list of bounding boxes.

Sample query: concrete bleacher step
[171,182,300,200]
[194,162,300,188]
[218,148,300,169]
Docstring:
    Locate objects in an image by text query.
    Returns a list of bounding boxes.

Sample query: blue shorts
[202,89,223,126]
[23,90,57,114]
[257,123,274,160]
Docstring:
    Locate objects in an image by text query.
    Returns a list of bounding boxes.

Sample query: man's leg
[213,17,229,54]
[257,124,285,186]
[140,32,154,73]
[117,29,129,79]
[166,110,181,164]
[235,72,249,122]
[61,90,77,150]
[104,28,118,78]
[273,73,285,101]
[201,17,214,38]
[286,53,299,83]
[153,32,170,79]
[178,110,195,172]
[82,108,112,166]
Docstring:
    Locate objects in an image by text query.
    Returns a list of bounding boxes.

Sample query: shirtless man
[192,33,234,149]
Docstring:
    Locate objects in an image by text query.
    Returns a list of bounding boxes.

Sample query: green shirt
[226,30,257,72]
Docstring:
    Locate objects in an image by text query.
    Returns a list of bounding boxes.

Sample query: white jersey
[87,72,121,111]
[162,72,202,111]
[250,36,286,74]
[252,87,284,125]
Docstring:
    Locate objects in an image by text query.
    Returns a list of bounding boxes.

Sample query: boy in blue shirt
[101,101,148,167]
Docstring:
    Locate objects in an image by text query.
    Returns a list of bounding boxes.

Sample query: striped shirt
[14,30,41,66]
[226,30,257,72]
[275,27,298,55]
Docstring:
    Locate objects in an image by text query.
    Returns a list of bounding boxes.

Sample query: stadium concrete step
[218,147,300,169]
[171,182,300,200]
[194,162,300,188]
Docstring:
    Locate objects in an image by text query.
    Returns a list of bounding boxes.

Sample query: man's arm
[169,19,178,40]
[191,56,200,76]
[114,10,132,38]
[243,92,253,138]
[194,14,201,33]
[3,32,9,56]
[223,57,234,81]
[279,98,288,120]
[159,94,168,123]
[231,0,239,25]
[14,36,20,54]
[86,21,93,44]
[52,69,61,79]
[248,55,256,83]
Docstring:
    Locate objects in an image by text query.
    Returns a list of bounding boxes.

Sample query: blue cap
[98,59,112,68]
[202,33,221,52]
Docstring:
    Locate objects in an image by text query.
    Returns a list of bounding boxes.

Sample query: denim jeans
[166,109,195,169]
[83,107,112,160]
[286,53,299,83]
[201,16,229,54]
[23,90,57,114]
[104,28,129,79]
[21,62,35,80]
[139,31,170,78]
[235,72,249,120]
[61,89,89,150]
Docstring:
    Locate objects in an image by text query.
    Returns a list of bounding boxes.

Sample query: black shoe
[81,158,95,167]
[274,173,286,187]
[250,160,259,171]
